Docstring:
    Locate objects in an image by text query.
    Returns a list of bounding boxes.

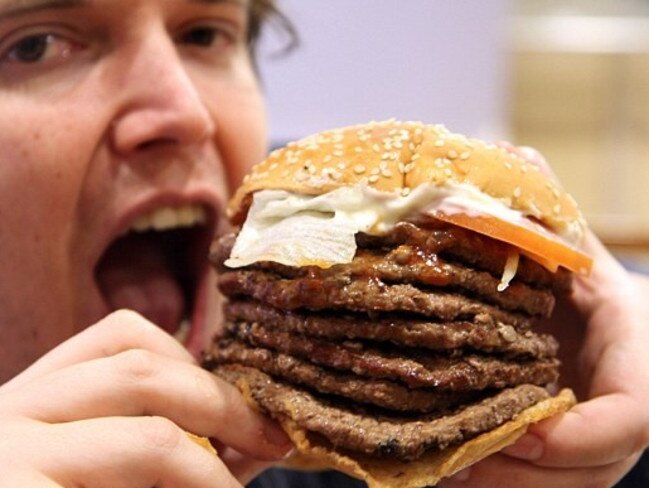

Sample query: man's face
[0,0,267,380]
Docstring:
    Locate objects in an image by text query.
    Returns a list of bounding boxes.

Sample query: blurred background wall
[257,0,649,266]
[257,0,510,142]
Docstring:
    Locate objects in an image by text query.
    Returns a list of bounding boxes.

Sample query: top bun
[228,120,583,240]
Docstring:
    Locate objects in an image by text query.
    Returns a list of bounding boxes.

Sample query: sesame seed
[444,168,453,177]
[324,155,333,163]
[353,164,366,174]
[337,162,347,170]
[269,162,278,170]
[521,165,528,173]
[333,150,344,157]
[434,139,445,147]
[371,167,380,176]
[504,161,513,170]
[404,163,415,174]
[372,144,381,153]
[381,168,393,178]
[553,188,560,198]
[553,204,561,214]
[513,187,522,198]
[401,187,411,196]
[447,150,458,159]
[460,151,471,160]
[398,162,406,174]
[354,146,363,153]
[368,175,380,183]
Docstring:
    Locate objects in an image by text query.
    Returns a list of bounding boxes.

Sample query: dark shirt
[248,469,364,488]
[248,450,649,488]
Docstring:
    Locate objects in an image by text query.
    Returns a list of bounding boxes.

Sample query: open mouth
[95,203,214,343]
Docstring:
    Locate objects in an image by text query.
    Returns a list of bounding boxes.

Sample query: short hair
[248,0,297,60]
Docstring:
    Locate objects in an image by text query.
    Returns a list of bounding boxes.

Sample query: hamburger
[203,120,592,487]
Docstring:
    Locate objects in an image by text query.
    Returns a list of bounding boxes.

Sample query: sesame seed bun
[228,120,584,244]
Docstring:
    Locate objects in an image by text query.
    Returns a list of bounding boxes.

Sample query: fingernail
[262,420,292,448]
[449,467,471,482]
[502,433,544,460]
[282,447,297,460]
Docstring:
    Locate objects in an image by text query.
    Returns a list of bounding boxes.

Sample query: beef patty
[224,301,558,358]
[216,364,550,460]
[205,220,568,462]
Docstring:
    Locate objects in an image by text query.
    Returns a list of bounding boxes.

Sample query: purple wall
[257,0,511,144]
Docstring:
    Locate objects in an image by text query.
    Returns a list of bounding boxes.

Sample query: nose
[109,34,215,155]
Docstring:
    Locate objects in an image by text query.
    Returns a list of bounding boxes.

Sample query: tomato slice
[433,212,593,275]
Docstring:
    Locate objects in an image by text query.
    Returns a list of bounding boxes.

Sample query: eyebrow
[0,0,248,19]
[0,0,83,18]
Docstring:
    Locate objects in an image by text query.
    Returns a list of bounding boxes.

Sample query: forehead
[0,0,250,16]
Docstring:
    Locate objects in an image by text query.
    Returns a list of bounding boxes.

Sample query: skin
[0,0,291,485]
[439,147,649,488]
[0,1,646,486]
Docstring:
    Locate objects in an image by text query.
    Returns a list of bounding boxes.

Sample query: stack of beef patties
[205,218,568,465]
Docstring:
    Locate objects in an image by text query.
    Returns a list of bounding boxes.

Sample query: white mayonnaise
[225,183,582,269]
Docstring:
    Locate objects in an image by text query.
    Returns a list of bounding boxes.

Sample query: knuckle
[103,309,157,336]
[91,309,160,348]
[138,416,183,452]
[113,348,161,382]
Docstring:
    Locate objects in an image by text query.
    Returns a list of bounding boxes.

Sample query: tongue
[96,233,185,335]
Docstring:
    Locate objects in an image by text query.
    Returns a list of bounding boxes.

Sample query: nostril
[136,137,178,151]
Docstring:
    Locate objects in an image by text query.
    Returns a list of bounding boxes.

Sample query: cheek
[204,77,268,195]
[0,112,76,249]
[0,100,97,312]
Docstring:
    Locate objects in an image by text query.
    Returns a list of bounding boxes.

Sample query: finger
[568,228,637,321]
[2,470,62,487]
[437,451,639,488]
[3,349,291,460]
[495,142,556,178]
[216,445,278,485]
[40,416,242,488]
[1,310,195,392]
[503,394,648,468]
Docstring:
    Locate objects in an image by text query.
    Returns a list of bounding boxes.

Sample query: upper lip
[108,192,221,245]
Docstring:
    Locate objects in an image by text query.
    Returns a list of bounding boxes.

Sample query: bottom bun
[278,388,575,488]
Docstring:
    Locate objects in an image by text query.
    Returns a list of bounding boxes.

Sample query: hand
[439,146,649,488]
[0,310,292,487]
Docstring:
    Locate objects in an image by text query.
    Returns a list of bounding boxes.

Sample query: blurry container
[510,13,649,265]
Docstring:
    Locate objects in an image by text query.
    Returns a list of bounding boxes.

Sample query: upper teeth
[131,204,207,233]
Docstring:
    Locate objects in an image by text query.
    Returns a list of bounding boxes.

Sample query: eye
[176,22,240,55]
[179,26,222,47]
[2,31,81,66]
